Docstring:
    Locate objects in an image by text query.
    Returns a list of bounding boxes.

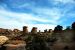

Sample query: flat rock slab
[4,44,26,50]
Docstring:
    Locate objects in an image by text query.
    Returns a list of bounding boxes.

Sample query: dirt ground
[50,42,75,50]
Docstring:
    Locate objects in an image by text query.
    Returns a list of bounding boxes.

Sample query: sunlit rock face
[0,28,8,33]
[13,29,20,33]
[23,26,29,34]
[48,29,53,33]
[0,36,9,45]
[31,27,37,34]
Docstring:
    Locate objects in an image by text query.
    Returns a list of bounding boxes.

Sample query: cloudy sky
[0,0,75,31]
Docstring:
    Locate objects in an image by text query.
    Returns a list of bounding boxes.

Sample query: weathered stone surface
[23,26,28,34]
[4,44,26,50]
[31,27,37,34]
[13,29,20,33]
[0,36,9,45]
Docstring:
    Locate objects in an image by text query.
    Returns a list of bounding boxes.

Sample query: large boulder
[0,36,9,45]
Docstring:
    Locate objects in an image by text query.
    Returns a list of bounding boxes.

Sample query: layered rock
[23,26,28,34]
[31,27,37,34]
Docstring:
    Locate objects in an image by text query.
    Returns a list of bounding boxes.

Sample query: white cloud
[16,2,35,9]
[0,8,57,31]
[0,9,54,23]
[0,0,75,31]
[32,8,62,24]
[53,0,75,4]
[0,24,56,32]
[0,2,63,31]
[0,15,56,31]
[25,24,56,32]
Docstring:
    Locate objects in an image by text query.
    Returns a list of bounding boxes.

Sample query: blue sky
[0,0,75,31]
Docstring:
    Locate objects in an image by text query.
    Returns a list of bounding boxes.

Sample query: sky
[0,0,75,31]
